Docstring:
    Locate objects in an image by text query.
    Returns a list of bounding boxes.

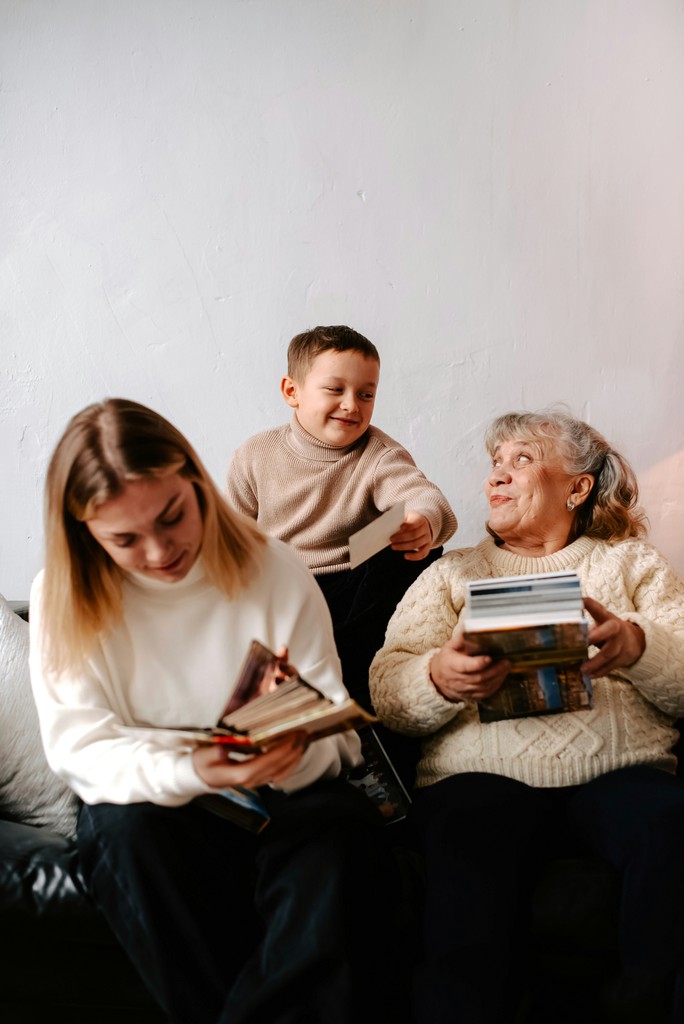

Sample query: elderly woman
[369,410,684,1024]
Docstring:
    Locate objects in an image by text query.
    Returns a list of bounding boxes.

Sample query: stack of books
[462,570,593,723]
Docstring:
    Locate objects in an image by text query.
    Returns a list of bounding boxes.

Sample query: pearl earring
[567,500,575,511]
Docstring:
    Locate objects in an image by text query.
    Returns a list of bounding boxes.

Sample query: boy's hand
[390,512,433,561]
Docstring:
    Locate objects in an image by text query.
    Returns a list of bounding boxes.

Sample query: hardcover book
[462,570,593,723]
[115,641,379,831]
[342,727,412,825]
[195,786,271,834]
[116,639,377,754]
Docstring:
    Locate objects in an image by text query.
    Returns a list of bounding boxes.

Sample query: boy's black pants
[316,545,443,787]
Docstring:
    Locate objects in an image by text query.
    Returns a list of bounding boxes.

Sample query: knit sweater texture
[225,415,457,574]
[29,538,361,807]
[369,535,684,789]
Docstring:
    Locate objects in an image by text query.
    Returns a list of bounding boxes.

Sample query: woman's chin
[488,513,517,538]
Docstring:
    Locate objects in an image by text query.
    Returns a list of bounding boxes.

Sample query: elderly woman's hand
[582,597,646,677]
[429,631,511,703]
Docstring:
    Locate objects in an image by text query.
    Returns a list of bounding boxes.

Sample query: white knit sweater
[369,536,684,789]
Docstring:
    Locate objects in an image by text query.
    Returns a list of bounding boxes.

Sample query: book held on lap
[342,727,412,825]
[116,640,379,832]
[462,570,593,723]
[115,639,377,754]
[195,786,271,833]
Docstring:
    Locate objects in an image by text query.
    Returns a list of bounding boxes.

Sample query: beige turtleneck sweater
[369,535,684,789]
[225,415,458,575]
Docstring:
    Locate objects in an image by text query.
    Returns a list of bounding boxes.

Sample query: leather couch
[0,817,166,1024]
[0,597,165,1024]
[1,595,679,1023]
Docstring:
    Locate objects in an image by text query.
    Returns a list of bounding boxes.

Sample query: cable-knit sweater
[369,535,684,789]
[225,415,457,575]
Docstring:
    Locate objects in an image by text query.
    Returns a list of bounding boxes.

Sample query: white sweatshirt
[29,538,362,806]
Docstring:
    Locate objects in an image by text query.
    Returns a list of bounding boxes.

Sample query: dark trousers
[316,545,443,788]
[411,767,684,1024]
[77,780,410,1024]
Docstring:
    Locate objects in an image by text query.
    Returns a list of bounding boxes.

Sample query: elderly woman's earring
[567,500,575,511]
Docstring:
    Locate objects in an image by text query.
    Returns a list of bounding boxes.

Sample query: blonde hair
[41,398,265,673]
[485,408,648,542]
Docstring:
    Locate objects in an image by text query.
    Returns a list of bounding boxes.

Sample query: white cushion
[0,593,77,837]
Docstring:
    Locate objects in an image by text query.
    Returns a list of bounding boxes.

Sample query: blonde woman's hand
[582,597,646,677]
[429,631,510,703]
[192,732,309,790]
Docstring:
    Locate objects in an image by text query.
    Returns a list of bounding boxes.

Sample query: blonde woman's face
[85,473,203,582]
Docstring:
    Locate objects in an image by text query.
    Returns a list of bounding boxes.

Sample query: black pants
[411,767,684,1024]
[77,780,410,1024]
[316,545,443,788]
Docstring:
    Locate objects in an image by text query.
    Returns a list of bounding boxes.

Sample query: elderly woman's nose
[489,462,512,484]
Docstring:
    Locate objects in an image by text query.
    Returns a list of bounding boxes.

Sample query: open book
[117,639,377,755]
[115,641,378,831]
[462,570,593,723]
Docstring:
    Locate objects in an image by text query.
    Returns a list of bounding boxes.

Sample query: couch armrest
[0,817,105,934]
[8,601,29,621]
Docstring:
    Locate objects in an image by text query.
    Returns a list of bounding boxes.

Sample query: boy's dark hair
[287,325,380,380]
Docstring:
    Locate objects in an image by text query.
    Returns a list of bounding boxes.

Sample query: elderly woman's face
[486,438,575,547]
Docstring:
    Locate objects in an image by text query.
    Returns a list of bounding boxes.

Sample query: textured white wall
[2,0,683,597]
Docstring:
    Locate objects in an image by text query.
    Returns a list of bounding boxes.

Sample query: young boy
[226,325,457,780]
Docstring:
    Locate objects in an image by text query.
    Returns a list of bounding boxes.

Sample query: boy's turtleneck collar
[286,413,368,462]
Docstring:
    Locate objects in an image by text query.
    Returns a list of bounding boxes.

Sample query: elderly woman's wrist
[429,659,463,703]
[625,621,646,666]
[428,654,445,690]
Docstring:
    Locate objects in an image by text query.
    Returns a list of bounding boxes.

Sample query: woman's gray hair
[485,409,648,542]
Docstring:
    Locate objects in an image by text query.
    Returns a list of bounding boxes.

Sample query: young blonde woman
[29,398,402,1024]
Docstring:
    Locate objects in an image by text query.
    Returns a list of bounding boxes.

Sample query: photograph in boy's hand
[348,502,406,569]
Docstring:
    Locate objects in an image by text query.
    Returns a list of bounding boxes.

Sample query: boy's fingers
[402,543,431,561]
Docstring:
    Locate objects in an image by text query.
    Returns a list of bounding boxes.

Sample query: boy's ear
[281,376,299,408]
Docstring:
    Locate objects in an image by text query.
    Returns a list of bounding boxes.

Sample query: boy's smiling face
[281,349,379,447]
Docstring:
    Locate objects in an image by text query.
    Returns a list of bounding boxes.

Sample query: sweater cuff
[619,613,670,688]
[402,651,466,731]
[175,750,216,798]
